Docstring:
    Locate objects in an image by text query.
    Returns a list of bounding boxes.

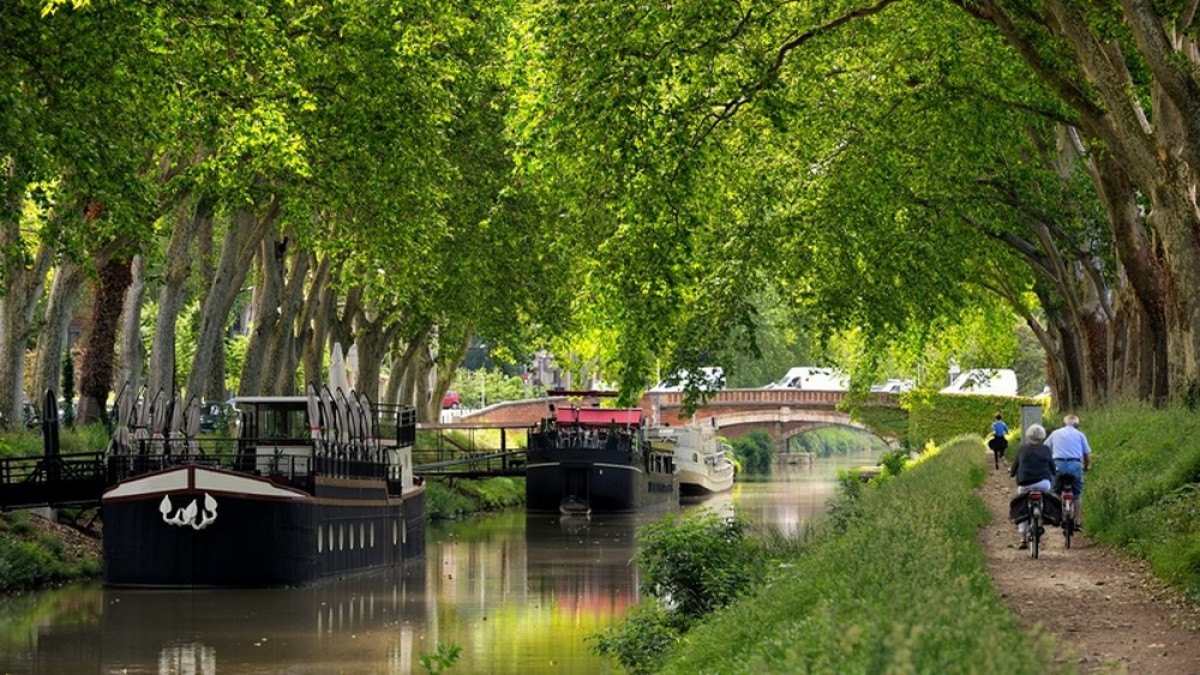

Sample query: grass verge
[1070,403,1200,600]
[425,477,525,520]
[657,439,1063,674]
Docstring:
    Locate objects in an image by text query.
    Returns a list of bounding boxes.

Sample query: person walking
[1009,423,1056,549]
[987,412,1010,467]
[1046,414,1091,529]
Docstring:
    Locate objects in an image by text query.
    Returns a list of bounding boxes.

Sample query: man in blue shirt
[1046,414,1092,527]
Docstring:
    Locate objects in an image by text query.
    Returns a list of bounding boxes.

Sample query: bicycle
[1027,489,1045,559]
[1057,473,1077,549]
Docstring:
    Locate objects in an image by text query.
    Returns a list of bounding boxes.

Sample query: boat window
[350,524,355,550]
[339,525,344,551]
[360,523,365,548]
[393,521,398,546]
[318,526,323,554]
[370,523,375,548]
[256,405,308,441]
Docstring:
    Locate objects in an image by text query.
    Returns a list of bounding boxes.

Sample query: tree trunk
[266,246,310,395]
[238,235,285,396]
[148,196,212,397]
[117,255,148,400]
[0,243,52,424]
[77,256,133,426]
[351,312,399,402]
[185,199,279,399]
[299,254,333,390]
[32,260,85,419]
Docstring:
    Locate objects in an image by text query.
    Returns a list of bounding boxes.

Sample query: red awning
[555,407,642,427]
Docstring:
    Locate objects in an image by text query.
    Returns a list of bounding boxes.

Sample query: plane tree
[508,0,1182,408]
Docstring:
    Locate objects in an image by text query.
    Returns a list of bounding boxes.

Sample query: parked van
[940,369,1018,396]
[766,367,849,391]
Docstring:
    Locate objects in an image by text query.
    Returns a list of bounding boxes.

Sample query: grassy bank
[0,511,101,592]
[425,476,525,520]
[658,439,1062,674]
[1073,403,1200,600]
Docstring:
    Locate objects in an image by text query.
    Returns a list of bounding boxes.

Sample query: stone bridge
[457,389,902,452]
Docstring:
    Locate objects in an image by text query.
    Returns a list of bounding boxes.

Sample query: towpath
[977,458,1200,673]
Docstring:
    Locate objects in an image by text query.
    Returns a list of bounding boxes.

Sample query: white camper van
[767,367,849,391]
[940,369,1018,396]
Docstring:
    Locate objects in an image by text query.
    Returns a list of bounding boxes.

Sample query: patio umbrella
[109,381,132,455]
[357,391,375,443]
[184,395,201,454]
[167,393,184,455]
[330,342,351,397]
[306,384,323,455]
[134,386,151,454]
[345,342,359,392]
[150,388,166,455]
[319,385,335,446]
[335,388,351,456]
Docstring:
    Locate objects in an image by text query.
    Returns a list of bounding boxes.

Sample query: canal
[0,453,878,674]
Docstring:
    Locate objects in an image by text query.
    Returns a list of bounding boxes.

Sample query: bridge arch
[704,409,898,454]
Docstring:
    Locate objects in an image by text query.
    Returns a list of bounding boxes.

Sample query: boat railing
[109,436,394,482]
[375,403,417,447]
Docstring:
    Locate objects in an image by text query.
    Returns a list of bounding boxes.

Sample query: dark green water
[0,454,877,674]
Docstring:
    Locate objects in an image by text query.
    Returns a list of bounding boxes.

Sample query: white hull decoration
[646,420,735,497]
[102,382,424,588]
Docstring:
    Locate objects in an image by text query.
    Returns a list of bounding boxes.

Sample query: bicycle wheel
[1031,506,1041,559]
[1063,500,1074,549]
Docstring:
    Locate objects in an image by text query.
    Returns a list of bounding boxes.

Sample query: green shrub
[589,601,680,674]
[635,510,767,627]
[730,431,773,475]
[879,448,908,477]
[0,538,61,591]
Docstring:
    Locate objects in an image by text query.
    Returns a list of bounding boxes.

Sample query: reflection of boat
[15,567,427,673]
[525,513,642,615]
[526,405,678,513]
[102,384,425,588]
[646,421,735,497]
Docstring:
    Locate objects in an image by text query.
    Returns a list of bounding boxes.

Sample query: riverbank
[0,509,101,591]
[654,423,1200,673]
[660,439,1059,673]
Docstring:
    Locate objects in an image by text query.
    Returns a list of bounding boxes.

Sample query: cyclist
[1009,423,1056,549]
[1047,414,1091,530]
[987,412,1010,466]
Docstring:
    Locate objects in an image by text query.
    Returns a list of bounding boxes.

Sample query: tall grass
[1074,403,1200,599]
[658,440,1062,674]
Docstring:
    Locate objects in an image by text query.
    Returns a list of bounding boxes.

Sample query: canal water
[0,453,877,674]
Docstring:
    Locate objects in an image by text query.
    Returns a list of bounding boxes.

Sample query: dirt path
[978,458,1200,673]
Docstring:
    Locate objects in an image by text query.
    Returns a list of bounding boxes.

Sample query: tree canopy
[3,0,1199,420]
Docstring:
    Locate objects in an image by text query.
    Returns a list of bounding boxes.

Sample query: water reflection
[0,454,878,674]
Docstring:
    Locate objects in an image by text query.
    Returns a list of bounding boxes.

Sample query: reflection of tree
[0,585,103,659]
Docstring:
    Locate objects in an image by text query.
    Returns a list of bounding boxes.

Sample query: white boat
[647,421,735,497]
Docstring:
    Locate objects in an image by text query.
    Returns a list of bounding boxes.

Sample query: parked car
[940,369,1018,396]
[442,390,460,409]
[199,401,231,433]
[870,379,914,394]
